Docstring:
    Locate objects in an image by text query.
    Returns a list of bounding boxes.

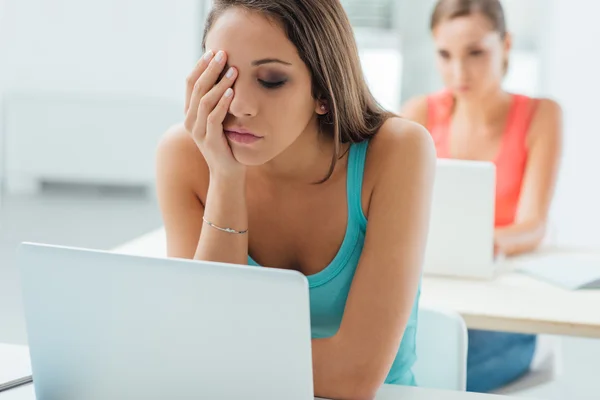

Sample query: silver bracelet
[202,216,248,234]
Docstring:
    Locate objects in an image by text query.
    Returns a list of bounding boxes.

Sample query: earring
[320,104,327,113]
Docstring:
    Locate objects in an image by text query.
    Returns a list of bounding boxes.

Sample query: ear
[315,99,328,115]
[504,32,513,55]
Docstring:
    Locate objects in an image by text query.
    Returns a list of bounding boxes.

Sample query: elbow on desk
[343,368,384,400]
[496,220,548,257]
[313,329,398,400]
[315,345,388,400]
[318,375,381,400]
[503,235,545,257]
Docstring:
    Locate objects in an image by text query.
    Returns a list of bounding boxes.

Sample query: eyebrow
[251,58,292,67]
[467,42,484,48]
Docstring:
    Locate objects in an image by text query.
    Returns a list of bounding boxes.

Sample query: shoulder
[156,123,209,200]
[527,97,563,145]
[358,116,436,222]
[401,90,454,128]
[365,117,436,190]
[400,95,429,127]
[371,116,435,157]
[532,98,562,121]
[156,123,208,173]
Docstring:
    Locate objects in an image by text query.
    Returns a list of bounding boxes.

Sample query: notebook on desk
[0,344,32,393]
[515,253,600,290]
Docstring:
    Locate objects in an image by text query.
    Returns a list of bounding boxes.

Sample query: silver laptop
[18,243,314,400]
[423,159,501,279]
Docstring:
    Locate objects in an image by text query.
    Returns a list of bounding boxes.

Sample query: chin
[231,147,270,167]
[453,88,485,101]
[453,87,473,97]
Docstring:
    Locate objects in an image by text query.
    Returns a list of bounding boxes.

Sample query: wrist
[209,171,246,191]
[204,176,248,232]
[209,167,246,185]
[206,175,247,215]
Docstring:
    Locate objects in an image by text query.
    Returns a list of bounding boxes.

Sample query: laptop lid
[423,159,496,279]
[18,243,313,400]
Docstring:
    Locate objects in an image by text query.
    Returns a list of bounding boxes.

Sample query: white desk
[0,384,533,400]
[0,345,529,400]
[114,228,600,338]
[420,248,600,338]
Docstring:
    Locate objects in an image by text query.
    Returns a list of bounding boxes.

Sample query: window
[341,0,403,111]
[341,0,394,30]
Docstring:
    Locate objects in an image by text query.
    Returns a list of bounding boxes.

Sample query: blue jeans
[467,329,537,393]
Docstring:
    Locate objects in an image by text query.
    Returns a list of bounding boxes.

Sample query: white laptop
[17,243,314,400]
[422,159,500,279]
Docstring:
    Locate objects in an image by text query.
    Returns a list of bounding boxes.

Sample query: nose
[452,59,467,82]
[228,79,258,118]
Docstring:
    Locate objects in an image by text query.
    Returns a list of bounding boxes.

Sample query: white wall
[1,0,206,192]
[2,0,203,101]
[395,0,441,103]
[0,1,5,202]
[539,0,600,247]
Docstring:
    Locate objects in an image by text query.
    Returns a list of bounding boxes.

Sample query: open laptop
[422,159,500,279]
[17,243,314,400]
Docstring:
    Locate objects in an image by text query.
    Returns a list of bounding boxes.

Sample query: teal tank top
[248,140,421,386]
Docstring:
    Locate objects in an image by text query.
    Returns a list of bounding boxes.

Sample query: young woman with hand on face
[156,1,436,399]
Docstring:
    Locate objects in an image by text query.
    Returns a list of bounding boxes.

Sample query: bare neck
[453,89,512,126]
[250,123,346,185]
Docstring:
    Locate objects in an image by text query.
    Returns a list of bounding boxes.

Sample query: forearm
[195,176,248,265]
[311,336,380,400]
[495,220,547,256]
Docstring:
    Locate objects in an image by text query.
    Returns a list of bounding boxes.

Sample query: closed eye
[259,79,287,89]
[438,50,450,59]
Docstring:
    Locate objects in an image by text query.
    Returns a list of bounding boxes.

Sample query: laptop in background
[423,159,499,279]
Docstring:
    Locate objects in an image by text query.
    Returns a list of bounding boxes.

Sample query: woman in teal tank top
[248,141,421,386]
[156,1,436,398]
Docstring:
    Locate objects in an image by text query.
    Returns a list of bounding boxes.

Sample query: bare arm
[156,126,204,259]
[311,119,436,400]
[157,50,248,265]
[155,126,248,265]
[495,99,563,256]
[197,177,248,264]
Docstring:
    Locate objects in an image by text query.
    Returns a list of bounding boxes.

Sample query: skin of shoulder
[156,123,209,204]
[361,115,436,217]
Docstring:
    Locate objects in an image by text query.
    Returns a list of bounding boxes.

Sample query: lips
[224,128,263,145]
[224,127,260,137]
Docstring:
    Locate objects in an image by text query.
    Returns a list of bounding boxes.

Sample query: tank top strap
[347,140,369,228]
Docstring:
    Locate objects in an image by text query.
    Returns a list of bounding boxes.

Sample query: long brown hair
[202,0,394,181]
[430,0,509,72]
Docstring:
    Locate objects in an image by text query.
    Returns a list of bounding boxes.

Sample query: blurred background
[1,0,599,397]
